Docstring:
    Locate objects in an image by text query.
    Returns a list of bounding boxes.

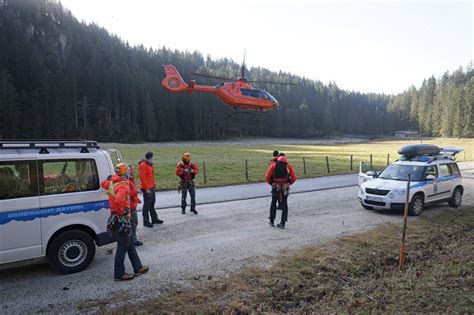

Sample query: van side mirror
[426,174,436,181]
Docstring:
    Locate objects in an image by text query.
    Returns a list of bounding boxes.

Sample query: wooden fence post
[370,154,373,165]
[387,153,390,166]
[303,157,307,175]
[350,155,353,171]
[245,159,249,180]
[326,156,330,173]
[203,160,207,184]
[399,174,411,269]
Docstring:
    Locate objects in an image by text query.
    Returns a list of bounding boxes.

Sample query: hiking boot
[191,209,198,215]
[134,266,149,277]
[134,241,143,246]
[269,221,274,227]
[277,223,285,229]
[114,273,134,281]
[181,208,186,214]
[152,219,164,224]
[143,222,153,228]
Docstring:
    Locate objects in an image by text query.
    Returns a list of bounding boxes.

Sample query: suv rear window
[39,159,99,195]
[0,161,39,200]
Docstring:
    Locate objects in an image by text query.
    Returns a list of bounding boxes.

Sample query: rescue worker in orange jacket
[139,151,163,227]
[265,154,297,229]
[128,165,143,246]
[101,163,148,281]
[176,152,199,214]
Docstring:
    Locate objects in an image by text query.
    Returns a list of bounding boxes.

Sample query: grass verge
[109,207,473,313]
[103,138,474,191]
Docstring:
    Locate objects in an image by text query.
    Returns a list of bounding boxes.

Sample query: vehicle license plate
[367,195,383,202]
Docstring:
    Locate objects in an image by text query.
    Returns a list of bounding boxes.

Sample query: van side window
[0,161,38,200]
[39,159,99,195]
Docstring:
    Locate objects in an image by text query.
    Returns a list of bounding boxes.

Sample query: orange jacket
[176,161,199,181]
[139,160,155,190]
[129,177,140,210]
[265,162,297,185]
[101,175,130,216]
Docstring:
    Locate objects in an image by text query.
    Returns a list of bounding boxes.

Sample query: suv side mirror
[426,174,436,181]
[367,170,376,177]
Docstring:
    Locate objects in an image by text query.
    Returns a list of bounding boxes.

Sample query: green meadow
[102,138,474,191]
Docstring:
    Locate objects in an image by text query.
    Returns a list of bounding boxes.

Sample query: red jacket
[101,175,130,216]
[129,177,140,210]
[176,161,199,181]
[265,162,297,185]
[139,160,156,190]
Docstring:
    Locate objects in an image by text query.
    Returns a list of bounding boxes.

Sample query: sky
[60,0,473,95]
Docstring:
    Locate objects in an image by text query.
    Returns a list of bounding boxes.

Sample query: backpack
[273,161,288,179]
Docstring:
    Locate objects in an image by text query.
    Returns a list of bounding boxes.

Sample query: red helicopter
[161,59,295,112]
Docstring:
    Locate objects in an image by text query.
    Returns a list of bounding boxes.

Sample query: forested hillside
[0,0,470,141]
[388,67,474,137]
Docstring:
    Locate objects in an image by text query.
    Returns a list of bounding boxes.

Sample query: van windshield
[378,164,425,181]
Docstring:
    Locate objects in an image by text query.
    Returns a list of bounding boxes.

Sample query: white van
[0,140,122,274]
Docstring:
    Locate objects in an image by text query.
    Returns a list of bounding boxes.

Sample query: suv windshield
[378,164,425,181]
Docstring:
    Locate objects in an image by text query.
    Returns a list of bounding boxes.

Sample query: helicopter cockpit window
[241,88,269,100]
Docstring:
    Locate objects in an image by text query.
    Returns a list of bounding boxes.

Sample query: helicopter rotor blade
[190,72,235,81]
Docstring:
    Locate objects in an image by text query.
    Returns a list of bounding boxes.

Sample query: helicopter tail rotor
[162,65,187,92]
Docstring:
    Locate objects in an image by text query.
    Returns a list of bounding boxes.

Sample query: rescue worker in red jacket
[139,151,163,227]
[265,153,297,229]
[128,165,143,246]
[101,163,148,281]
[176,152,199,214]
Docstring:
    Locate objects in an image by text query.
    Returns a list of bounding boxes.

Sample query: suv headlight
[392,189,406,197]
[359,186,365,194]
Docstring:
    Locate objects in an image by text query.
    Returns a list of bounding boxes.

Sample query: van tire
[448,188,462,208]
[408,194,424,216]
[47,230,96,274]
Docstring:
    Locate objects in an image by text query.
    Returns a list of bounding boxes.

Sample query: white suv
[0,140,122,274]
[358,145,463,216]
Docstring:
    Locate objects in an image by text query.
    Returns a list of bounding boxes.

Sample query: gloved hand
[107,175,112,180]
[123,208,130,216]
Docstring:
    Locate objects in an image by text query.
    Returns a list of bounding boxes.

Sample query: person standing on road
[128,165,143,246]
[101,163,149,281]
[139,151,163,228]
[265,153,297,229]
[176,152,199,214]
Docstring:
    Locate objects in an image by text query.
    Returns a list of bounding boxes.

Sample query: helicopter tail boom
[162,65,187,93]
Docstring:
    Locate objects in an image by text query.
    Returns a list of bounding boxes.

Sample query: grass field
[110,207,474,313]
[102,138,474,190]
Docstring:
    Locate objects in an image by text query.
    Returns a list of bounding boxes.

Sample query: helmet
[182,152,191,162]
[114,163,129,176]
[277,156,287,163]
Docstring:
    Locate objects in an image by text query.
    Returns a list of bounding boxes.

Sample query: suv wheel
[47,230,96,274]
[408,194,424,216]
[448,188,462,208]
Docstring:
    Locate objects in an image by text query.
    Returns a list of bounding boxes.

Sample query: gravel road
[1,163,473,314]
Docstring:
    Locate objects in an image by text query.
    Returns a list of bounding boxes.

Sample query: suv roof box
[398,144,440,157]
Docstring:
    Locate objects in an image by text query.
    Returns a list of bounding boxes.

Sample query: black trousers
[181,182,196,210]
[270,188,288,224]
[130,209,138,242]
[141,188,159,224]
[114,230,142,278]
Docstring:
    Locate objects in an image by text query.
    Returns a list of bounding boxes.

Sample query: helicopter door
[358,161,377,186]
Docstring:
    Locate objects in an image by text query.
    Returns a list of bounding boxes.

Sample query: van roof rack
[0,140,100,154]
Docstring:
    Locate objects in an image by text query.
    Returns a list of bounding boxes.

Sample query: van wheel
[408,194,424,216]
[47,230,95,274]
[448,188,462,208]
